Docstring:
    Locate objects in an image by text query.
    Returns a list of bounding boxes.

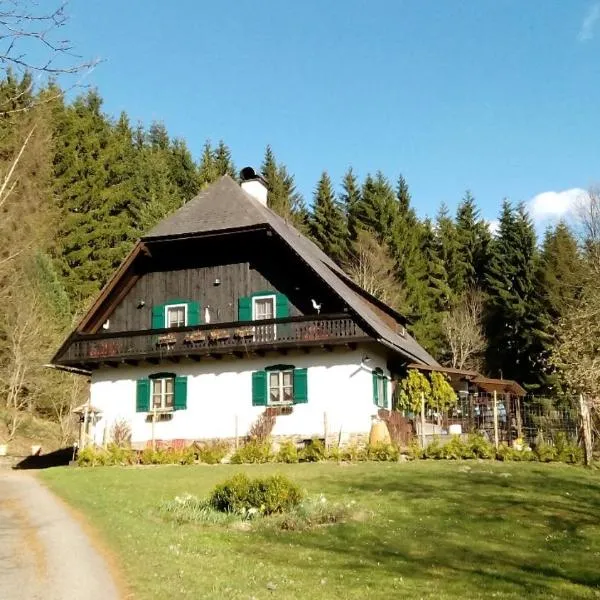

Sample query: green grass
[39,462,600,600]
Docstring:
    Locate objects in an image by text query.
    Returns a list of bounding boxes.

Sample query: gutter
[44,363,91,377]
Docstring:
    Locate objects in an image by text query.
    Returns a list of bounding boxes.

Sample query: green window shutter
[136,378,150,412]
[187,301,200,326]
[372,371,379,406]
[238,296,252,321]
[151,304,165,329]
[252,371,267,406]
[383,376,389,409]
[293,368,308,404]
[174,376,188,411]
[275,293,290,318]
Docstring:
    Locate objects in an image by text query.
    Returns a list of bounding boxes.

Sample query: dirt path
[0,471,121,600]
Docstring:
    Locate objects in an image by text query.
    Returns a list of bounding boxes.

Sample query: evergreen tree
[309,171,348,265]
[340,167,361,241]
[411,218,451,355]
[261,145,307,227]
[455,191,491,291]
[198,141,218,188]
[435,203,461,304]
[214,139,236,178]
[484,202,550,389]
[355,171,397,244]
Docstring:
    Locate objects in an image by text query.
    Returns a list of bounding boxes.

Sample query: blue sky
[63,1,599,227]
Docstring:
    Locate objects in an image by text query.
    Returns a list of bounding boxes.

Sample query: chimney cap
[240,166,266,185]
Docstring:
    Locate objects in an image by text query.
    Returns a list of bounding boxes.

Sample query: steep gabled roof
[144,175,437,366]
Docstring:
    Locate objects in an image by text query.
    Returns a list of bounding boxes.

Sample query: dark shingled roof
[145,175,438,366]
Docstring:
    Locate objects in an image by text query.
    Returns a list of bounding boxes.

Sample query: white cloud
[528,188,589,222]
[487,219,500,236]
[578,2,600,42]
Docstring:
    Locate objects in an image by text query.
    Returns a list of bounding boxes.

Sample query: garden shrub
[298,439,326,462]
[423,437,444,459]
[534,439,558,463]
[439,436,467,460]
[209,473,304,515]
[326,444,343,461]
[230,440,272,464]
[196,441,229,464]
[340,443,367,462]
[367,441,399,461]
[77,446,106,466]
[276,441,299,463]
[407,438,423,460]
[106,443,137,466]
[468,434,495,459]
[554,433,583,464]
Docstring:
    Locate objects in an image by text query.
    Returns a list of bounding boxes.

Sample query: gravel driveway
[0,471,121,600]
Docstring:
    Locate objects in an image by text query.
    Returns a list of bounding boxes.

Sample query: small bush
[209,473,304,515]
[298,439,326,462]
[423,437,444,459]
[340,443,367,462]
[535,440,558,463]
[326,444,342,461]
[106,443,137,465]
[230,440,272,464]
[440,436,468,460]
[407,438,423,460]
[197,441,229,464]
[554,433,584,464]
[367,442,399,461]
[276,441,299,463]
[468,434,495,459]
[77,446,107,467]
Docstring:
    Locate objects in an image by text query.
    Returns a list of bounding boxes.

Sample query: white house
[52,169,438,448]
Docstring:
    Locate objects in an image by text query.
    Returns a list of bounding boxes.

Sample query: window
[372,368,388,408]
[165,304,187,328]
[253,296,275,320]
[268,370,293,404]
[151,377,174,411]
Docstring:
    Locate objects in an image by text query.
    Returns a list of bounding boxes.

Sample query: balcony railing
[57,314,369,366]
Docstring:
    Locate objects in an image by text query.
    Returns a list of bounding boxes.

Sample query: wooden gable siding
[106,261,302,331]
[99,230,346,333]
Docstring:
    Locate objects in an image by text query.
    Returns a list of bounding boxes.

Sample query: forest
[0,70,596,443]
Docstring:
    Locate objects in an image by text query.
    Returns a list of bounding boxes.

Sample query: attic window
[165,304,187,328]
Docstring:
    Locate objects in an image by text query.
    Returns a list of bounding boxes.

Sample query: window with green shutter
[153,301,201,329]
[238,296,252,321]
[252,371,267,406]
[136,378,150,412]
[238,291,291,322]
[151,305,165,329]
[174,376,188,411]
[252,366,308,406]
[372,368,388,408]
[292,368,308,404]
[139,372,188,412]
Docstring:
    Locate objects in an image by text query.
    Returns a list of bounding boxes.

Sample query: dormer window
[165,304,187,328]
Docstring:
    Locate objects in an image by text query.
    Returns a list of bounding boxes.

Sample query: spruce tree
[455,191,491,291]
[198,141,219,188]
[261,145,307,227]
[354,171,397,244]
[214,139,236,178]
[340,167,361,242]
[485,202,550,388]
[309,171,348,265]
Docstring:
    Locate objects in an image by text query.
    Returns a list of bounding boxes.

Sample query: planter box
[233,327,254,339]
[157,334,177,346]
[184,332,207,344]
[208,330,230,341]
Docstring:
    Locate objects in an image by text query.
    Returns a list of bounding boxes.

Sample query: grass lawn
[39,461,600,600]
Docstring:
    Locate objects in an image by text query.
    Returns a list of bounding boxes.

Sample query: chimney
[240,166,268,206]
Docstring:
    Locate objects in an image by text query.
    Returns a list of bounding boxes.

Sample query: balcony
[56,314,370,368]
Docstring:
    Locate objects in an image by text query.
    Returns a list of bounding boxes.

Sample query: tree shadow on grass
[236,464,600,599]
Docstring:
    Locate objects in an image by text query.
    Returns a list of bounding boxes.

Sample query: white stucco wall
[89,347,392,446]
